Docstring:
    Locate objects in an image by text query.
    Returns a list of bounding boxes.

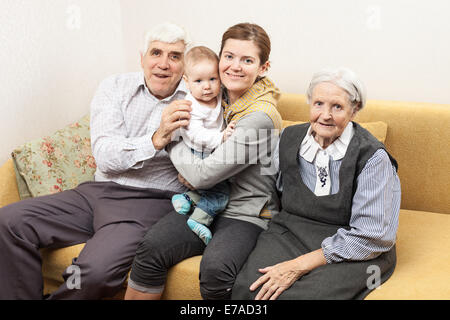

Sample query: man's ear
[140,51,144,69]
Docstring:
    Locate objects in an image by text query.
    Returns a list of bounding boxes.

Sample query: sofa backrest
[277,93,450,215]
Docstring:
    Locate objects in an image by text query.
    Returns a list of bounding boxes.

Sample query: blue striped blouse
[273,138,401,263]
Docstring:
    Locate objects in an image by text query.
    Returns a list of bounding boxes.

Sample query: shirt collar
[140,72,188,101]
[300,122,354,162]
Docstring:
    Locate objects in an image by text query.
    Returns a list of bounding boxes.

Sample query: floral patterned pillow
[12,114,96,199]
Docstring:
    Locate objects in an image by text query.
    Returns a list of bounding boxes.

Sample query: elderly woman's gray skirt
[232,213,396,300]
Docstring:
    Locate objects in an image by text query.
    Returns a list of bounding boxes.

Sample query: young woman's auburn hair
[219,23,271,66]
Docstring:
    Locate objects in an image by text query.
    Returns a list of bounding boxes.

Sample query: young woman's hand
[178,173,195,190]
[222,121,237,142]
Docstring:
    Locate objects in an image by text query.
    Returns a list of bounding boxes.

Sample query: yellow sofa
[1,93,449,300]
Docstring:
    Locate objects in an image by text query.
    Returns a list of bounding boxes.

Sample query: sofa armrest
[0,159,20,208]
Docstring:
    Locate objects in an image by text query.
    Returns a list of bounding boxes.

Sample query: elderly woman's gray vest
[276,122,398,245]
[269,122,398,299]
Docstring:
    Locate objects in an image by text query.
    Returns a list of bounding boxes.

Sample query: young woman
[125,23,283,300]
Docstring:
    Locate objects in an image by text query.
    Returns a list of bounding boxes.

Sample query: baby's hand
[222,121,236,142]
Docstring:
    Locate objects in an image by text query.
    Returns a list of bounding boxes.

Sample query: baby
[172,46,235,245]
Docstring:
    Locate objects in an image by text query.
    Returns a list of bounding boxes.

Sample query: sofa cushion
[282,120,388,143]
[358,121,388,144]
[42,209,450,300]
[41,244,85,283]
[282,120,306,128]
[366,209,450,300]
[41,244,203,300]
[11,115,96,199]
[161,256,202,300]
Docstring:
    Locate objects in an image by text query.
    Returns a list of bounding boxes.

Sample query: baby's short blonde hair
[184,46,219,76]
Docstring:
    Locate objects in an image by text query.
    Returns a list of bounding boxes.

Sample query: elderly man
[0,22,192,299]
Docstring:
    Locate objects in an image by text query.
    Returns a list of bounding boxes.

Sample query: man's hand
[152,100,192,150]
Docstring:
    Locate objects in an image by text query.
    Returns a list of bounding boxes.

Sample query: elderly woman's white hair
[143,22,192,54]
[306,67,367,110]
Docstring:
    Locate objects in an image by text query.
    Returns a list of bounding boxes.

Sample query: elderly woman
[232,68,401,300]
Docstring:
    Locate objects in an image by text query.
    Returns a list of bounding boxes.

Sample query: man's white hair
[306,67,367,110]
[143,22,192,54]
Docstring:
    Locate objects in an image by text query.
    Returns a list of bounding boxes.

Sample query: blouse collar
[300,122,354,163]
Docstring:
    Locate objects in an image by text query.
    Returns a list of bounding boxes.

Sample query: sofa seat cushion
[41,244,85,282]
[41,244,203,300]
[366,209,450,299]
[42,209,450,300]
[161,255,202,300]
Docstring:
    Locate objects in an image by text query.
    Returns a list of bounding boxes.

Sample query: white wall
[120,0,450,105]
[1,0,449,165]
[0,0,125,164]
